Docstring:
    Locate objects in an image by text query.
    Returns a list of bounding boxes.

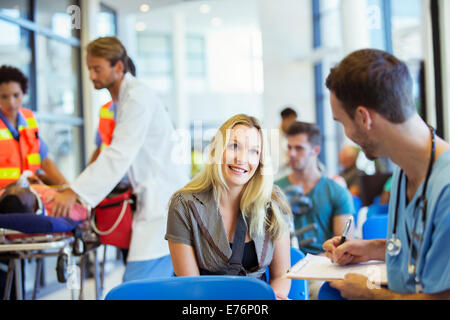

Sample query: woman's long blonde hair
[175,114,291,240]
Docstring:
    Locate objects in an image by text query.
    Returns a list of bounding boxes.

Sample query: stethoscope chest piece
[386,235,402,256]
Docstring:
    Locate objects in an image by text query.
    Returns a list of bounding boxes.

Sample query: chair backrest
[367,202,389,218]
[105,275,276,300]
[362,215,388,240]
[352,196,362,225]
[264,247,309,300]
[318,281,346,300]
[288,247,309,300]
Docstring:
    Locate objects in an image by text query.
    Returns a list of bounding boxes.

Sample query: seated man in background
[338,144,363,197]
[275,122,355,299]
[272,107,298,181]
[275,122,355,255]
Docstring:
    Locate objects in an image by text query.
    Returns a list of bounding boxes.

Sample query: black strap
[227,210,247,275]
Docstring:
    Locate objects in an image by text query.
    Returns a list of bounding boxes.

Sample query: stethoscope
[386,125,435,293]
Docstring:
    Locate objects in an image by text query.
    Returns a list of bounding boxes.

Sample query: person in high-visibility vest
[0,65,67,188]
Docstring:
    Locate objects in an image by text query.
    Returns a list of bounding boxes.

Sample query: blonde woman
[165,114,292,300]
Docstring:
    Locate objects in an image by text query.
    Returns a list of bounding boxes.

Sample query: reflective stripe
[27,153,41,165]
[100,108,114,119]
[25,117,38,129]
[0,168,21,180]
[0,128,13,140]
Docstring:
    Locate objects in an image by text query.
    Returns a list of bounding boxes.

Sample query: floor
[37,260,126,300]
[16,245,127,300]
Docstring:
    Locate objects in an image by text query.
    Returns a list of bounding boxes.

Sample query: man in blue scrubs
[322,49,450,299]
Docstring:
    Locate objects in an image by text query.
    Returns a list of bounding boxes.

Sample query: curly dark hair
[0,65,28,94]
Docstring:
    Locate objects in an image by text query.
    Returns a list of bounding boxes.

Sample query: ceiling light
[136,22,147,32]
[199,4,211,14]
[211,17,222,27]
[140,4,150,12]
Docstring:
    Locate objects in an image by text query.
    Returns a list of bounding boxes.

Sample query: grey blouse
[165,187,289,279]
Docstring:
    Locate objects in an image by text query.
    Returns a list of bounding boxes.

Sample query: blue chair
[318,282,346,300]
[105,275,276,300]
[265,247,309,300]
[352,196,362,225]
[362,215,388,240]
[366,202,389,218]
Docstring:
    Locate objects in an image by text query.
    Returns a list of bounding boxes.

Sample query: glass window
[313,0,342,48]
[38,122,83,182]
[35,0,80,39]
[0,0,30,20]
[137,33,173,93]
[367,0,388,50]
[97,3,117,37]
[391,0,423,114]
[36,35,81,117]
[0,20,33,109]
[391,0,423,60]
[186,36,206,76]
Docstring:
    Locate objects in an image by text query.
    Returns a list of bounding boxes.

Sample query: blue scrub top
[0,109,48,160]
[386,150,450,294]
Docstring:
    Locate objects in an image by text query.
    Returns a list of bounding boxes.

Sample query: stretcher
[0,213,106,300]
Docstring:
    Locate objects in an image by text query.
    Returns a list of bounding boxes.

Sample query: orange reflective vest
[98,100,115,151]
[0,108,41,187]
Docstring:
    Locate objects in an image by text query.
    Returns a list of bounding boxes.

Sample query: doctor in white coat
[52,37,189,282]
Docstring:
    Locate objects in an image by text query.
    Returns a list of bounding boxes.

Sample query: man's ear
[313,145,321,157]
[355,106,373,130]
[114,60,125,76]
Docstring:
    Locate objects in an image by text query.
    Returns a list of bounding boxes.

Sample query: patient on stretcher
[0,182,87,221]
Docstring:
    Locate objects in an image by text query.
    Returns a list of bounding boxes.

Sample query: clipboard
[285,254,388,285]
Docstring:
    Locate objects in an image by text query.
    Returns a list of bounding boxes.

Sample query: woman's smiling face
[221,124,262,190]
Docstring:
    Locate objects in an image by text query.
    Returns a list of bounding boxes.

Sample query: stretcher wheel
[73,238,85,256]
[56,254,68,283]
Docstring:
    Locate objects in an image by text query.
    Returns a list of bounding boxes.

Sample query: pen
[339,216,353,246]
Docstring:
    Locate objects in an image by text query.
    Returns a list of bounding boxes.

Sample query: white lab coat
[71,73,189,262]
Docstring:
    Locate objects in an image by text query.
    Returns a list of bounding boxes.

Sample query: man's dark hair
[286,121,322,147]
[325,49,415,123]
[280,107,297,119]
[0,65,28,94]
[127,57,136,77]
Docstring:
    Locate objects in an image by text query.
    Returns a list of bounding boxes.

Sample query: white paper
[286,254,387,284]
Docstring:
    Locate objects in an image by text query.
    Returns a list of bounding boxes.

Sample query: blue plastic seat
[318,281,346,300]
[105,275,276,300]
[362,215,388,240]
[265,247,309,300]
[366,203,389,218]
[352,196,362,225]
